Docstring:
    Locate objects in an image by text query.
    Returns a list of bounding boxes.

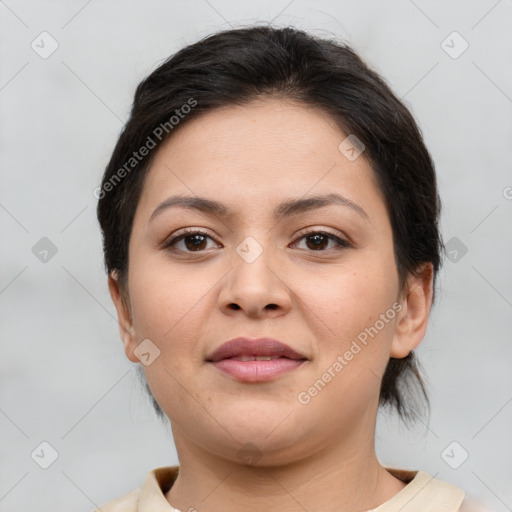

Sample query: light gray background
[1,1,511,511]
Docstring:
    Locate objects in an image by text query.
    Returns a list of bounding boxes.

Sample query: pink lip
[206,337,308,383]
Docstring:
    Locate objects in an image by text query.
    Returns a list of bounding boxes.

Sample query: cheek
[301,257,398,345]
[297,260,399,416]
[297,267,399,423]
[127,257,219,400]
[128,256,212,339]
[127,263,210,422]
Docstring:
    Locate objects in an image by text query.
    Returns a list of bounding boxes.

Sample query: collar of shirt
[97,465,466,512]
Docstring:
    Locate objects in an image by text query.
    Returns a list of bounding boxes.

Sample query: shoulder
[94,488,140,512]
[384,468,497,512]
[459,498,499,511]
[377,468,464,511]
[93,465,179,512]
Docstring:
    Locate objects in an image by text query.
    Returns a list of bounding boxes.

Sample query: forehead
[137,98,386,221]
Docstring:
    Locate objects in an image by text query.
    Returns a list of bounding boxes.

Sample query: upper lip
[206,337,307,362]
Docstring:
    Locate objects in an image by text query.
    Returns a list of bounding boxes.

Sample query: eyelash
[163,228,351,253]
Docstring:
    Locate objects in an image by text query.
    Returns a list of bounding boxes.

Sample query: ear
[108,272,139,363]
[390,262,434,359]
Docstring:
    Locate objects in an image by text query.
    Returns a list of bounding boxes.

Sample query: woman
[95,25,486,512]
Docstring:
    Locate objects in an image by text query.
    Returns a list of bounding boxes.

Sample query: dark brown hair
[97,24,444,424]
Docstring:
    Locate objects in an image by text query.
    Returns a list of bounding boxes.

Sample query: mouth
[226,355,295,361]
[206,337,308,382]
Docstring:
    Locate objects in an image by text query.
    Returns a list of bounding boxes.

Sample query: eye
[163,229,219,253]
[293,230,350,251]
[162,229,350,254]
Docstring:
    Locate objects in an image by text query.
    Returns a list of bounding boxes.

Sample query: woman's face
[110,98,430,465]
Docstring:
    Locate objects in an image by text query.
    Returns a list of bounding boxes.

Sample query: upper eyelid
[163,229,216,245]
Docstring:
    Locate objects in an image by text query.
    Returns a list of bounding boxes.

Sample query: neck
[165,422,406,512]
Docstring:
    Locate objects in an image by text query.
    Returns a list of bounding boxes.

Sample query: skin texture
[108,98,433,512]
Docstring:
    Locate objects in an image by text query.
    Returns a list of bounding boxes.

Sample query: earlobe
[390,263,434,359]
[107,272,140,363]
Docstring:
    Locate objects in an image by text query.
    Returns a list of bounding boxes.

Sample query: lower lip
[210,358,306,382]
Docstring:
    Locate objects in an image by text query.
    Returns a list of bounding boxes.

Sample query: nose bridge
[219,233,291,316]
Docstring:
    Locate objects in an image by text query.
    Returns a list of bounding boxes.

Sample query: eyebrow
[149,193,370,223]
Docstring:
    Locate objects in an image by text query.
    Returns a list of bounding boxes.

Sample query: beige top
[95,465,483,512]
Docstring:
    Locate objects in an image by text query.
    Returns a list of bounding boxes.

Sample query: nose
[218,243,293,319]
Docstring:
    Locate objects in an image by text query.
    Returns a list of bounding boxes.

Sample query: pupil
[308,234,327,250]
[187,235,206,251]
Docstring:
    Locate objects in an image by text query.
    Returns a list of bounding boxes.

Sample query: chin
[206,436,305,468]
